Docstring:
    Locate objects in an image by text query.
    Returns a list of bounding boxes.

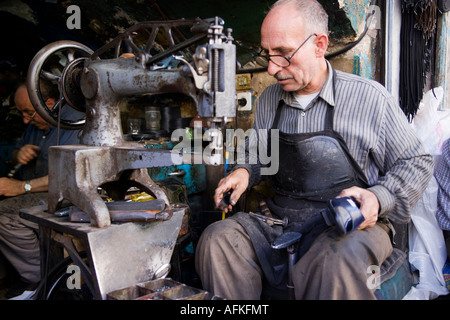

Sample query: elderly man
[195,0,433,299]
[0,81,81,298]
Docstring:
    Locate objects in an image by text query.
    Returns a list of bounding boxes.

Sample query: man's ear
[45,98,56,110]
[314,33,328,58]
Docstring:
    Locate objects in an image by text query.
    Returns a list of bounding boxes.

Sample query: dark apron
[231,73,369,289]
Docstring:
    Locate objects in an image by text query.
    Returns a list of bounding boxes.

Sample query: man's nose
[267,60,282,76]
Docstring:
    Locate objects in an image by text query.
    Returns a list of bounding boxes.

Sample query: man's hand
[16,145,40,165]
[0,175,48,197]
[0,178,27,197]
[338,186,379,230]
[214,168,250,213]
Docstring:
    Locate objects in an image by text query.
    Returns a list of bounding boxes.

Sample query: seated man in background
[0,81,81,298]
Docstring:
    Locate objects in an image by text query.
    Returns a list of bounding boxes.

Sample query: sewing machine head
[25,17,236,228]
[26,16,236,147]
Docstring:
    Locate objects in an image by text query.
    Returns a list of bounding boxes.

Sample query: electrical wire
[239,0,379,73]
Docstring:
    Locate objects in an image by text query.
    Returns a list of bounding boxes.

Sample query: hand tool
[7,163,23,178]
[248,211,288,227]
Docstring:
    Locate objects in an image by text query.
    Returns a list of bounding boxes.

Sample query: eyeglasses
[256,33,317,68]
[23,111,37,121]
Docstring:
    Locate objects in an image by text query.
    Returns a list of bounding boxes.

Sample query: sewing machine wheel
[27,40,94,130]
[35,252,94,300]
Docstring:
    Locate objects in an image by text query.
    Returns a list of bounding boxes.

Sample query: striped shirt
[436,138,450,230]
[235,61,434,224]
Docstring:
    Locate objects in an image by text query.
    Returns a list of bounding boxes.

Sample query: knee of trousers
[292,226,392,286]
[196,219,244,264]
[197,219,250,253]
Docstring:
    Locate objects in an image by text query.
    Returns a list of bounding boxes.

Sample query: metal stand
[271,231,303,300]
[20,204,186,300]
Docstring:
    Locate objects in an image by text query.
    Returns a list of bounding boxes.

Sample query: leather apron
[231,71,369,289]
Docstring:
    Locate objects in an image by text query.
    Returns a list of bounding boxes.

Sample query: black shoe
[5,280,37,299]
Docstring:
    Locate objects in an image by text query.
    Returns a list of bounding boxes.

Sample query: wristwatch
[24,180,32,193]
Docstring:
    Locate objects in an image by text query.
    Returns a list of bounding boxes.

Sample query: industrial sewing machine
[27,16,235,228]
[20,17,237,299]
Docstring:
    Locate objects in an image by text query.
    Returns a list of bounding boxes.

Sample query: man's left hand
[338,186,379,230]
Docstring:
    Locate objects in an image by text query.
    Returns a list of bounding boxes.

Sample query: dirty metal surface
[87,205,186,299]
[48,145,182,228]
[20,204,187,300]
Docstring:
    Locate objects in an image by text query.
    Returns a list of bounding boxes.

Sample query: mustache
[274,72,294,81]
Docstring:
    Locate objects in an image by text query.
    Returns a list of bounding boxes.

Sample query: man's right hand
[16,145,40,165]
[214,168,250,213]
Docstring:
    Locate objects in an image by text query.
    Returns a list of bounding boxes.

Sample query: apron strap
[271,68,338,131]
[271,99,335,132]
[271,100,285,130]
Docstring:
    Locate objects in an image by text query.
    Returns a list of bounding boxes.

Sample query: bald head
[260,0,329,94]
[14,84,52,131]
[268,0,328,36]
[14,84,33,113]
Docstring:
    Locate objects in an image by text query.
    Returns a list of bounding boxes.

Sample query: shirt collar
[280,60,335,108]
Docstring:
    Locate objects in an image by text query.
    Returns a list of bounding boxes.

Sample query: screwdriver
[7,163,23,178]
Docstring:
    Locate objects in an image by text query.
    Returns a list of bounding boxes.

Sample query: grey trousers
[195,218,393,300]
[0,193,47,284]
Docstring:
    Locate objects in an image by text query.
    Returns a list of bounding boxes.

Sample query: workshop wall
[0,0,380,179]
[0,0,380,127]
